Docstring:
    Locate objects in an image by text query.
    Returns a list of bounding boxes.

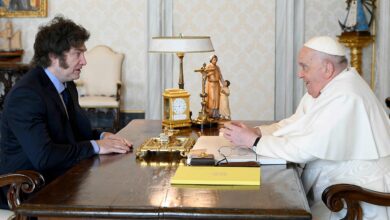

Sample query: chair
[322,184,390,220]
[0,170,45,220]
[77,45,124,131]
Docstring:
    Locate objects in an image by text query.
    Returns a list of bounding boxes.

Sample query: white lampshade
[149,36,214,53]
[149,35,214,89]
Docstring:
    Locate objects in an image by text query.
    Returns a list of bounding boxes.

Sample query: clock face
[173,98,187,114]
[162,89,192,127]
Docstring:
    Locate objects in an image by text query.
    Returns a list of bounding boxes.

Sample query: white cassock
[255,68,390,220]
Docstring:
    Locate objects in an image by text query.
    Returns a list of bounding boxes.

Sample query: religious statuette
[337,0,376,76]
[193,63,218,127]
[0,20,24,62]
[338,0,375,35]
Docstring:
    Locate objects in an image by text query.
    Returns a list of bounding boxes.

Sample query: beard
[59,55,69,69]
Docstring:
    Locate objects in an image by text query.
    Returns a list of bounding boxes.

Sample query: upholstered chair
[0,170,45,220]
[77,45,124,131]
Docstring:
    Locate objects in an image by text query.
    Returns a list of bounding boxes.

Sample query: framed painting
[0,0,47,17]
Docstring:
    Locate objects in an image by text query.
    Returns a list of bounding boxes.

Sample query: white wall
[1,0,379,119]
[1,0,147,112]
[305,0,373,84]
[173,0,275,120]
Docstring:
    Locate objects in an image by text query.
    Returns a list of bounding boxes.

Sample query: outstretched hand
[220,121,261,147]
[97,132,133,154]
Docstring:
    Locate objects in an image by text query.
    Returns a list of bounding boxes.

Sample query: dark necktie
[61,88,71,108]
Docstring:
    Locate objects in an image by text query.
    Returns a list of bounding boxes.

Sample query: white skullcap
[304,36,346,56]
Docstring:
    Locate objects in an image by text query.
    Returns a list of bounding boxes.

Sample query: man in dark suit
[0,16,132,209]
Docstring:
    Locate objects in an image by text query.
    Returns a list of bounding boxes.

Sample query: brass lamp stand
[177,52,185,89]
[337,32,374,75]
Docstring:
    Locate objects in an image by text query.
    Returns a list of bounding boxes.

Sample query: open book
[187,136,286,165]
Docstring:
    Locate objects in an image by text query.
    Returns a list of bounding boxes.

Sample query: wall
[1,0,377,120]
[173,0,275,120]
[305,0,373,83]
[1,0,147,112]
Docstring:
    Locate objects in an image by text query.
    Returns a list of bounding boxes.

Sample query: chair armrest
[322,183,390,220]
[0,170,45,210]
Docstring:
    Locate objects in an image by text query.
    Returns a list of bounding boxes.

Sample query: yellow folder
[171,166,260,186]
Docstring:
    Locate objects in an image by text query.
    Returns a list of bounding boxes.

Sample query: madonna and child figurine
[194,55,231,123]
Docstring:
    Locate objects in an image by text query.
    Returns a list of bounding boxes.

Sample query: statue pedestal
[337,32,373,75]
[0,50,24,62]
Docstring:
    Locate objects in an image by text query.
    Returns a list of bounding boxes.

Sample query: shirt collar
[44,68,66,93]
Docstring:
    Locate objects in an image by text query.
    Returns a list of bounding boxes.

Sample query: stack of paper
[187,136,286,165]
[171,166,260,186]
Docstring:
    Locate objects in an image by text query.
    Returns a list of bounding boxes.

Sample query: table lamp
[149,34,214,89]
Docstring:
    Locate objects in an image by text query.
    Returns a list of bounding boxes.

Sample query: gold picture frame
[0,0,47,17]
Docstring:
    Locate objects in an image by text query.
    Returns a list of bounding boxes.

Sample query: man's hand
[97,132,133,154]
[220,121,262,147]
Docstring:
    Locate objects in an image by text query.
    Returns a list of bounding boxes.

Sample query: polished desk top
[17,120,311,219]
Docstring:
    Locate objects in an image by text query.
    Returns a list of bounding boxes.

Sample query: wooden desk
[16,120,311,219]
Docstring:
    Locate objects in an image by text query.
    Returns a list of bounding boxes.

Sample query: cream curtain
[375,0,390,113]
[275,0,305,120]
[146,0,174,119]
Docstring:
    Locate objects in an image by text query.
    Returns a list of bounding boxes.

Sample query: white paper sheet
[187,136,287,165]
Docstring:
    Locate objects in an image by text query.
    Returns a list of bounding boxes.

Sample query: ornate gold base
[192,111,218,127]
[338,32,374,75]
[162,119,192,128]
[136,136,195,158]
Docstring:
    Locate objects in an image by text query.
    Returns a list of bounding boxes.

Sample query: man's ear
[324,61,335,79]
[48,53,58,65]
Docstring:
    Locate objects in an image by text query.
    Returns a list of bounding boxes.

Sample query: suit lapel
[38,70,69,120]
[36,68,77,142]
[36,68,92,142]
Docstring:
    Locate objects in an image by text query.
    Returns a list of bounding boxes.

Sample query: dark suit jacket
[0,66,101,180]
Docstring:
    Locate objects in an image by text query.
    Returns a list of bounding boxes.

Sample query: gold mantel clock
[162,88,191,128]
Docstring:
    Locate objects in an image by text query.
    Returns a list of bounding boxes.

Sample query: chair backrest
[322,183,390,220]
[78,45,124,96]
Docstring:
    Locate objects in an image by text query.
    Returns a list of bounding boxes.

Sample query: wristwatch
[252,136,261,151]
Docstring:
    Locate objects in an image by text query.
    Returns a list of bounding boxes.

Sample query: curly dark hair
[31,15,90,68]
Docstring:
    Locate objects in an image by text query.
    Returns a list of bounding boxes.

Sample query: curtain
[274,0,305,120]
[375,0,390,112]
[146,0,174,119]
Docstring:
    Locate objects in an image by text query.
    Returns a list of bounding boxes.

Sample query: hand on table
[97,132,133,154]
[220,121,261,147]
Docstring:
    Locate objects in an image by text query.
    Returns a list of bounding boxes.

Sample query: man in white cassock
[221,36,390,220]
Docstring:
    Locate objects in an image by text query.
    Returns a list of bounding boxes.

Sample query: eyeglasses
[216,146,258,166]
